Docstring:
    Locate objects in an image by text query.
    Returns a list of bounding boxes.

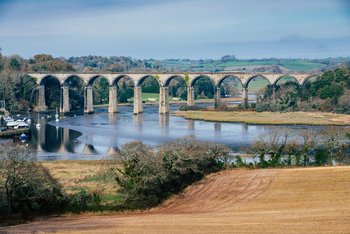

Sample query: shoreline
[173,110,350,126]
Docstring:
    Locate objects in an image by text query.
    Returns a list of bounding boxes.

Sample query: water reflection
[133,114,143,134]
[188,119,195,131]
[159,114,169,135]
[29,116,83,159]
[214,123,221,137]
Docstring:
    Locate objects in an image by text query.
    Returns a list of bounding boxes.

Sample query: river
[14,104,345,161]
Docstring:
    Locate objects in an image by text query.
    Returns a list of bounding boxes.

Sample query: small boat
[19,133,28,142]
[16,117,26,122]
[55,107,59,122]
[4,116,14,122]
[36,113,41,128]
[6,121,19,128]
[14,122,29,129]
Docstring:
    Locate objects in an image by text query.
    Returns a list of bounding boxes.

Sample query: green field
[142,92,159,101]
[157,59,330,72]
[128,92,183,102]
[280,60,327,71]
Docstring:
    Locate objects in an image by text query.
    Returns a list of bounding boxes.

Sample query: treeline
[242,128,350,168]
[67,56,163,72]
[0,51,76,111]
[257,65,350,113]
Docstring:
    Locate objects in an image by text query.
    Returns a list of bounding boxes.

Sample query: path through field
[2,167,350,233]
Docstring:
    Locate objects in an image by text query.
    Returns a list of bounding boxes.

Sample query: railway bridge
[28,72,318,114]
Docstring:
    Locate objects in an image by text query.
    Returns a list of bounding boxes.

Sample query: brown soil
[2,167,350,233]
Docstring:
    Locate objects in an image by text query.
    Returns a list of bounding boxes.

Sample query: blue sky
[0,0,349,59]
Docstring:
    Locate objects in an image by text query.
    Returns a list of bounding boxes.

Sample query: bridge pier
[270,85,276,102]
[133,86,143,114]
[60,86,70,113]
[159,86,169,114]
[214,86,221,108]
[242,87,248,108]
[108,86,118,113]
[84,86,94,114]
[187,86,195,106]
[36,85,47,111]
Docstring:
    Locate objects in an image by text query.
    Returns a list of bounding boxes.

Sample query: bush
[66,189,103,213]
[108,137,229,209]
[314,148,328,166]
[216,103,229,111]
[0,145,65,220]
[179,104,202,111]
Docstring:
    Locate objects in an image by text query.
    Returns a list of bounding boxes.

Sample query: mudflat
[174,110,350,125]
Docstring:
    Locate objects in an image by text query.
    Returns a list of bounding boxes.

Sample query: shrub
[217,103,229,111]
[108,137,229,209]
[179,104,202,111]
[314,148,328,166]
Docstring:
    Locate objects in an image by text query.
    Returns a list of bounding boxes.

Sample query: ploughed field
[2,166,350,233]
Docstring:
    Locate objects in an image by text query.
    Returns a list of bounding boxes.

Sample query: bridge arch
[63,75,86,86]
[39,75,61,86]
[244,75,272,89]
[301,74,319,86]
[40,75,61,110]
[217,75,243,87]
[63,75,86,111]
[136,75,160,87]
[112,75,135,87]
[164,75,186,87]
[190,75,215,87]
[273,75,300,87]
[87,75,110,107]
[87,75,111,86]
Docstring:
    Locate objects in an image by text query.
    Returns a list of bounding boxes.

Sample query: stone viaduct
[28,72,318,115]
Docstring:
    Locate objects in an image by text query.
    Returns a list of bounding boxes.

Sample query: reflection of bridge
[28,72,318,114]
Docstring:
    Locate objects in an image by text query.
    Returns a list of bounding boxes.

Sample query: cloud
[0,0,349,58]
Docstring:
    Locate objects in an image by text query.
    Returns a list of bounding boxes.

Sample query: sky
[0,0,349,59]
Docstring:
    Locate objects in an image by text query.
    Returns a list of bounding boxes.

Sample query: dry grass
[174,110,350,125]
[3,166,350,233]
[41,160,118,196]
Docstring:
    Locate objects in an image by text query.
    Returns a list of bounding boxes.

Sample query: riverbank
[174,110,350,125]
[0,128,29,138]
[3,165,350,233]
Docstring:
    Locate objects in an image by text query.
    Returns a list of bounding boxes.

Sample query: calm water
[16,104,348,161]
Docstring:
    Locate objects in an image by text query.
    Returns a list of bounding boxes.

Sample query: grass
[174,110,350,125]
[141,92,159,100]
[128,92,184,102]
[280,60,327,71]
[41,160,120,207]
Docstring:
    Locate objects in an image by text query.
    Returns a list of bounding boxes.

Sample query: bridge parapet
[29,72,318,87]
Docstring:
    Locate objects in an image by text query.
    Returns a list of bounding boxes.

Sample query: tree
[220,55,236,62]
[9,57,21,71]
[0,145,64,215]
